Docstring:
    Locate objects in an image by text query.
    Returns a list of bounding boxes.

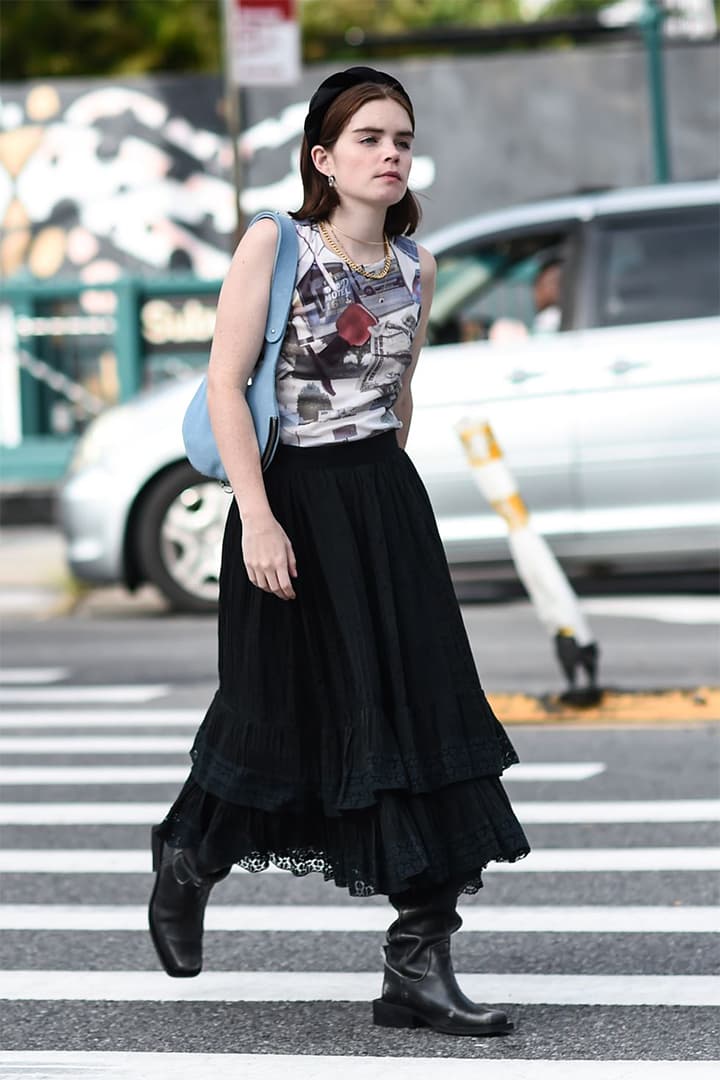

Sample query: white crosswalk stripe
[0,709,200,728]
[2,971,718,1006]
[0,667,68,684]
[2,798,718,824]
[0,685,170,704]
[0,903,715,933]
[2,846,717,874]
[0,762,606,783]
[0,735,190,753]
[0,1053,716,1080]
[0,673,718,1075]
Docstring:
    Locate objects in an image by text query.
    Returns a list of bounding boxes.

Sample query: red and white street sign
[226,0,301,86]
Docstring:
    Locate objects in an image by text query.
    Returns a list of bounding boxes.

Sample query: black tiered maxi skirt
[155,431,530,897]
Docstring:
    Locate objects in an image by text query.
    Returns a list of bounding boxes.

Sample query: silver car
[60,181,720,611]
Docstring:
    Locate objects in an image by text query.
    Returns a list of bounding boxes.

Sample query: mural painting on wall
[0,75,436,300]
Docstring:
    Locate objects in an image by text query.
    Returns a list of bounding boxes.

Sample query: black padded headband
[304,66,412,149]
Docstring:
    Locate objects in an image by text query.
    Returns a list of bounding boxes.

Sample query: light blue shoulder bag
[182,211,298,482]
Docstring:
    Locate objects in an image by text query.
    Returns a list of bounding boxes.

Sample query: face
[313,97,414,208]
[534,263,562,311]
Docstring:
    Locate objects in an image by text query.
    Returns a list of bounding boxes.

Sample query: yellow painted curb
[487,687,720,725]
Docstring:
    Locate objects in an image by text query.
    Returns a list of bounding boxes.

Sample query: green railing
[0,275,221,485]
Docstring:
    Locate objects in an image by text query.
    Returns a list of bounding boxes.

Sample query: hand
[241,513,298,600]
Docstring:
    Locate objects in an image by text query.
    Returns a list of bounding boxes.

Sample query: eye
[360,136,377,144]
[397,140,412,150]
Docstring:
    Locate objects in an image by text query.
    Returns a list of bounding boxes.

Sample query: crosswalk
[1,666,718,1078]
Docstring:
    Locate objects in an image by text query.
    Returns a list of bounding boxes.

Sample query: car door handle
[508,368,542,384]
[609,359,647,375]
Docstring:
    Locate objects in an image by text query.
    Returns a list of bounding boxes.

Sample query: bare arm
[207,217,297,600]
[394,244,436,450]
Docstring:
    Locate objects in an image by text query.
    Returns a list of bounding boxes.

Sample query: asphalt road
[0,609,718,1078]
[2,591,720,697]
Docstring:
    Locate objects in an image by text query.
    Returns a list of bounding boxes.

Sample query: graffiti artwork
[0,74,436,290]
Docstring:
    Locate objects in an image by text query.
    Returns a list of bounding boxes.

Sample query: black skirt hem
[154,773,530,898]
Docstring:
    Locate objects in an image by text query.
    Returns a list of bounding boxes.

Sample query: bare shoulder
[224,215,280,284]
[416,242,437,284]
[236,215,279,259]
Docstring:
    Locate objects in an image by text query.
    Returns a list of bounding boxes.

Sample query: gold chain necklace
[318,220,392,281]
[331,224,385,245]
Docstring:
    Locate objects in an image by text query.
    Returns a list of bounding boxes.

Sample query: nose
[383,139,400,161]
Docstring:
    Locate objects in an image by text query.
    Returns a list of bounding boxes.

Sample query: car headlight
[66,405,135,475]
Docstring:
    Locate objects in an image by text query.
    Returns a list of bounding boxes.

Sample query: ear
[310,145,333,178]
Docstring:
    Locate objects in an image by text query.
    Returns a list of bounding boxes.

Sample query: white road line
[0,668,68,684]
[506,763,606,781]
[1,800,718,825]
[0,710,200,728]
[581,596,720,625]
[0,904,715,934]
[0,1055,717,1080]
[515,800,720,823]
[0,736,190,754]
[0,762,605,783]
[0,847,717,875]
[0,686,170,705]
[0,804,171,824]
[0,766,188,785]
[2,971,718,1006]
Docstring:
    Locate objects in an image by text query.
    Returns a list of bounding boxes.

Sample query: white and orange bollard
[456,418,600,700]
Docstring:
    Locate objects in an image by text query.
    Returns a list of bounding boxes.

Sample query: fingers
[242,523,297,600]
[271,566,296,601]
[247,563,296,600]
[285,539,298,580]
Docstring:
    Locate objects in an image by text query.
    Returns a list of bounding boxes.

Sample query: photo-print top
[276,220,422,446]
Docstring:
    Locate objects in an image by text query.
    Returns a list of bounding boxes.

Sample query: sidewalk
[0,527,68,618]
[0,526,165,619]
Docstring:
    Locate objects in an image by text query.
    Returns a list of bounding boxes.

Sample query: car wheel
[135,463,231,612]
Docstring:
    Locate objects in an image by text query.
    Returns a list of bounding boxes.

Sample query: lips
[378,172,402,181]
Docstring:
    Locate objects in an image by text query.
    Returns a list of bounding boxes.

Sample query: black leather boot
[148,825,231,978]
[373,882,513,1036]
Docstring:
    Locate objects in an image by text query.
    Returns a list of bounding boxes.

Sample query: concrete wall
[1,40,717,283]
[245,40,720,236]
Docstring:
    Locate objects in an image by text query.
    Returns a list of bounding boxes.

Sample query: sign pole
[220,0,245,245]
[639,0,671,183]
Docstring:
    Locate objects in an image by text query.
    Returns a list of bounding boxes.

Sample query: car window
[594,206,720,327]
[429,227,575,345]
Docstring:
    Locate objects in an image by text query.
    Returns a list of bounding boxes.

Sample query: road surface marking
[581,596,720,625]
[0,766,188,784]
[0,668,68,684]
[0,762,605,783]
[515,800,720,823]
[0,686,170,705]
[1,971,717,1005]
[0,904,715,934]
[1,800,718,825]
[0,847,717,875]
[0,1054,717,1080]
[0,736,190,753]
[0,710,200,728]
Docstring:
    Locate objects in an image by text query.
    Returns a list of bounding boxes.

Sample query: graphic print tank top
[276,221,422,446]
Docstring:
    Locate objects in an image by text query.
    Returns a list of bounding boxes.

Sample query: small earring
[328,175,335,188]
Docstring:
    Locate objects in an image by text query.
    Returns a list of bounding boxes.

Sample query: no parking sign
[226,0,301,86]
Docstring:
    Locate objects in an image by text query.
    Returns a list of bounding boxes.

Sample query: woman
[149,66,530,1037]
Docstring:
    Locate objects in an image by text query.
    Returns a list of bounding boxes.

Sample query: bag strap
[247,211,298,345]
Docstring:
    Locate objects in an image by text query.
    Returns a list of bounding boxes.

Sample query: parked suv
[60,181,720,611]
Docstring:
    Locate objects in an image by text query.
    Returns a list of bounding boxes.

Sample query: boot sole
[148,826,201,979]
[372,998,513,1036]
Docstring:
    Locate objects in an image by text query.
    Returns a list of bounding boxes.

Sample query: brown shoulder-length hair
[291,82,421,237]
